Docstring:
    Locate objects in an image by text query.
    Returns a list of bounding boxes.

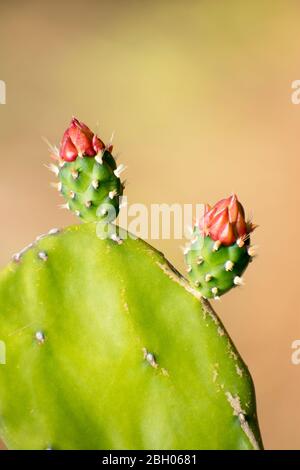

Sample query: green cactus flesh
[185,227,251,299]
[58,150,123,222]
[0,224,262,450]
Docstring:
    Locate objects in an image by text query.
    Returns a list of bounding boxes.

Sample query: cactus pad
[185,227,252,299]
[58,150,123,222]
[47,117,125,223]
[0,224,262,449]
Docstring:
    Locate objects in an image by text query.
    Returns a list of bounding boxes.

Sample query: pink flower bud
[199,194,253,246]
[59,118,98,161]
[92,135,105,154]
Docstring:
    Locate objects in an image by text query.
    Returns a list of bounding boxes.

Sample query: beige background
[0,0,299,450]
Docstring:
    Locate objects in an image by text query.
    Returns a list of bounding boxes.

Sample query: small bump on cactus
[46,118,125,222]
[185,194,257,299]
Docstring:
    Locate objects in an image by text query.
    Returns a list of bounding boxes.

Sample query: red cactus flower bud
[60,118,98,161]
[60,130,78,162]
[73,118,94,140]
[200,194,253,246]
[67,118,96,157]
[92,134,105,154]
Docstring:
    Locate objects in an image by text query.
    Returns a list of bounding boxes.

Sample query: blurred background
[0,0,299,450]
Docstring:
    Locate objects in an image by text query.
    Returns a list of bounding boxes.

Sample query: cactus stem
[225,260,234,271]
[185,195,256,298]
[92,180,99,190]
[114,164,126,178]
[35,331,45,344]
[213,241,221,252]
[234,276,244,286]
[38,251,48,262]
[205,273,212,282]
[109,190,117,200]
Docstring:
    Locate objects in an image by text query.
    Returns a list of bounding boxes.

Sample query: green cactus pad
[0,224,262,449]
[58,150,123,222]
[185,228,251,299]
